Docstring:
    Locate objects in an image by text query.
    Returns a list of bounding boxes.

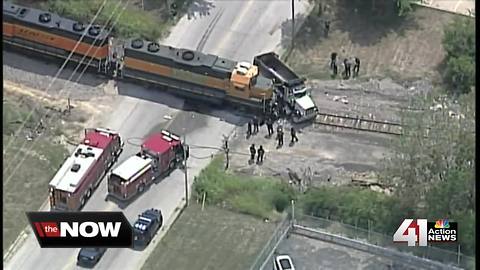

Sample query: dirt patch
[288,1,457,81]
[2,81,119,254]
[4,80,119,144]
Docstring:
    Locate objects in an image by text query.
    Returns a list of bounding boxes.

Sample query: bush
[270,190,290,212]
[442,17,475,95]
[444,55,475,95]
[300,186,404,233]
[43,0,166,40]
[193,156,295,219]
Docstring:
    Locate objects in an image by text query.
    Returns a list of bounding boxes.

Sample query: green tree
[381,90,475,255]
[442,17,476,95]
[445,54,475,95]
[443,17,475,58]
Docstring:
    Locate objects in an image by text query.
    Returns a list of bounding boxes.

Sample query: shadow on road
[116,81,250,126]
[3,49,107,88]
[4,49,251,127]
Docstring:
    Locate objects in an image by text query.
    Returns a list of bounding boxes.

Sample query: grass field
[141,203,277,270]
[3,93,68,253]
[287,0,457,81]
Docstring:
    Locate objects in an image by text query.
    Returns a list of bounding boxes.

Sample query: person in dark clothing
[347,60,352,79]
[257,146,265,164]
[324,20,330,37]
[253,116,259,134]
[353,57,360,77]
[277,129,284,147]
[249,144,256,161]
[277,124,283,134]
[330,52,337,70]
[333,60,338,76]
[247,120,252,136]
[266,118,274,136]
[343,58,351,79]
[290,127,299,143]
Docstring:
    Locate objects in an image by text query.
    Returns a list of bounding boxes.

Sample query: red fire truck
[106,130,188,202]
[49,128,123,211]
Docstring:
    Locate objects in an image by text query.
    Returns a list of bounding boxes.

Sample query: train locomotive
[3,1,318,122]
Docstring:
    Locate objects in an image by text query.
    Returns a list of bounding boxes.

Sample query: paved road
[419,0,475,17]
[4,1,311,270]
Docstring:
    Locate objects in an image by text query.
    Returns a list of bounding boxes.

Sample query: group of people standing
[330,52,361,79]
[247,116,300,165]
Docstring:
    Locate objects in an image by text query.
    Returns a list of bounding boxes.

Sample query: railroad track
[314,112,403,136]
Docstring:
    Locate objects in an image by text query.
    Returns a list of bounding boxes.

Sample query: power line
[4,0,132,185]
[3,0,109,157]
[4,0,125,177]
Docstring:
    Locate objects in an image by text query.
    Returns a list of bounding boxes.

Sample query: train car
[118,38,274,110]
[3,1,111,72]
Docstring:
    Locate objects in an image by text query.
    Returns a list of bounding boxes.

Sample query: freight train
[3,1,318,122]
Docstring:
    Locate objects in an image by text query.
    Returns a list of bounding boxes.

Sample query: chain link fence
[249,215,291,270]
[296,215,475,270]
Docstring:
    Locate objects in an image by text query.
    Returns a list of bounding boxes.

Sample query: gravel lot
[263,233,416,270]
[228,77,434,189]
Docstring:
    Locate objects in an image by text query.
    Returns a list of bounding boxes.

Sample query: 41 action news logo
[393,219,458,246]
[27,212,133,248]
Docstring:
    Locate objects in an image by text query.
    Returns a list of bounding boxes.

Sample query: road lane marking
[213,0,255,55]
[454,0,463,12]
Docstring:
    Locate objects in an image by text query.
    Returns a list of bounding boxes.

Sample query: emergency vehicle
[48,128,123,211]
[106,130,188,202]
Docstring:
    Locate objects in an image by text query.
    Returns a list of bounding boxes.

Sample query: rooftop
[3,1,110,40]
[142,131,181,155]
[49,144,104,193]
[84,129,115,149]
[125,39,236,74]
[111,155,152,182]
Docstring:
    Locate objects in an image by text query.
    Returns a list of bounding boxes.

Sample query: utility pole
[223,135,229,170]
[183,134,189,207]
[291,0,295,50]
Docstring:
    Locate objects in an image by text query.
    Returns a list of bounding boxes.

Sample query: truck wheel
[80,196,86,207]
[138,184,145,193]
[86,188,92,198]
[169,161,176,171]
